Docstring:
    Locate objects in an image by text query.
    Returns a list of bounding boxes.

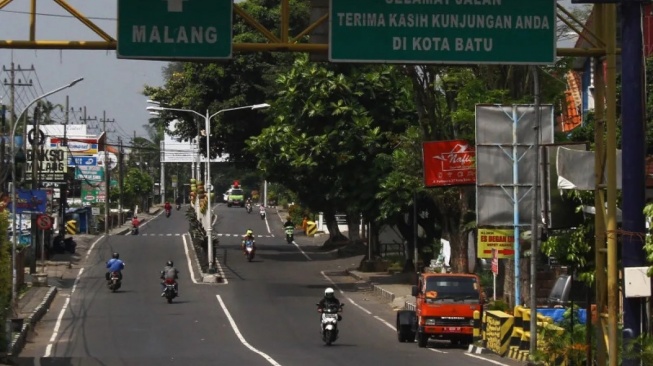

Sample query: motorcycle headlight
[425,318,436,326]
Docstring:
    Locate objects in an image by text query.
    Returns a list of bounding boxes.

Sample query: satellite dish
[97,152,118,170]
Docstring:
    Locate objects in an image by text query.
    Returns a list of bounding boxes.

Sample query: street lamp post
[10,77,83,307]
[146,102,270,274]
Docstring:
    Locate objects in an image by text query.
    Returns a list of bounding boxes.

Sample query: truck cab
[227,188,245,207]
[397,272,483,347]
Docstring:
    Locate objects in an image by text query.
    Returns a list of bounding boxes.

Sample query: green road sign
[329,0,555,65]
[117,0,233,60]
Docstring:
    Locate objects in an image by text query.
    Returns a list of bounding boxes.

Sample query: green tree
[249,55,414,246]
[143,0,310,166]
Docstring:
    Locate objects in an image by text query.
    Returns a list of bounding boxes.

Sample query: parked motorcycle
[246,203,252,213]
[317,303,344,345]
[163,278,177,304]
[285,226,294,244]
[244,239,255,262]
[107,271,122,292]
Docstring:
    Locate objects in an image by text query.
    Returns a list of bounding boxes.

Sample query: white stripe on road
[44,267,85,357]
[183,234,228,285]
[216,295,282,366]
[374,315,396,331]
[465,353,512,366]
[293,241,312,261]
[182,234,199,284]
[84,235,105,261]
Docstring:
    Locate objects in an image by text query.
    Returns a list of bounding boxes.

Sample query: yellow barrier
[306,221,317,236]
[483,310,514,356]
[66,220,77,235]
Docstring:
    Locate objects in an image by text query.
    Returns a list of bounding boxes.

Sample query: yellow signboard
[477,228,515,259]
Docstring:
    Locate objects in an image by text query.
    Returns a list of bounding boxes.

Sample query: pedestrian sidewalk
[4,205,162,359]
[346,269,416,310]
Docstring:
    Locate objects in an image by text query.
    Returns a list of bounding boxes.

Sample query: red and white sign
[491,249,499,275]
[423,140,476,187]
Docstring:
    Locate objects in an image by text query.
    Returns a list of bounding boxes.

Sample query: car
[227,188,245,207]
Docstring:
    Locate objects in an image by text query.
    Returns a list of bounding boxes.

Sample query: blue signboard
[67,156,97,167]
[8,189,47,214]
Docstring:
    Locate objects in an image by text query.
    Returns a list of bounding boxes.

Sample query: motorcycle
[131,225,139,235]
[176,204,181,211]
[246,203,252,213]
[259,209,266,220]
[163,278,177,304]
[166,209,171,218]
[285,226,294,244]
[107,271,122,292]
[317,303,344,345]
[244,239,255,262]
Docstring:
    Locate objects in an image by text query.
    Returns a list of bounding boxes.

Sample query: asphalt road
[17,204,523,366]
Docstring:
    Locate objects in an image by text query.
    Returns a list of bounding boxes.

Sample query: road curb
[345,269,399,303]
[9,286,58,356]
[467,344,491,355]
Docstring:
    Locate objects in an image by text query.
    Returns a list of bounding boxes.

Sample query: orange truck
[397,272,484,347]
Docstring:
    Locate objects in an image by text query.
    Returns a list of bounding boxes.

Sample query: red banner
[423,140,476,187]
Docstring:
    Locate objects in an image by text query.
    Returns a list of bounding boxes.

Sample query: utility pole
[118,137,124,226]
[100,111,115,233]
[79,106,97,128]
[1,104,6,193]
[3,64,35,155]
[29,106,40,274]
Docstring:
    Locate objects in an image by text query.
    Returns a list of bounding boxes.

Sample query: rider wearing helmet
[160,260,179,297]
[242,229,256,254]
[106,252,125,282]
[164,201,172,213]
[317,287,342,319]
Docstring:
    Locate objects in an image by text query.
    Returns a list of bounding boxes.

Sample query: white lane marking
[167,233,172,236]
[216,295,282,366]
[182,234,199,284]
[84,236,105,261]
[44,266,85,357]
[374,315,396,331]
[175,233,180,236]
[183,233,228,285]
[263,210,271,234]
[292,241,312,261]
[465,353,511,366]
[320,271,448,353]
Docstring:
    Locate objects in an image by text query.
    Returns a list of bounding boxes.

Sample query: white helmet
[324,287,335,298]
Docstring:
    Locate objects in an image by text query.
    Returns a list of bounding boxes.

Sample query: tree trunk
[346,212,361,242]
[324,210,347,243]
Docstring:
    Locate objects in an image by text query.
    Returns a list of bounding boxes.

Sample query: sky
[0,0,581,146]
[0,0,168,145]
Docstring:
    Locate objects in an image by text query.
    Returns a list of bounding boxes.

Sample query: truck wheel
[417,332,428,348]
[397,325,410,342]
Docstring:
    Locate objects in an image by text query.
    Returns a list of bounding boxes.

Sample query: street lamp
[10,77,83,307]
[145,102,270,274]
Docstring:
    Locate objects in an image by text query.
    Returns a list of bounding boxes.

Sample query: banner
[8,189,47,214]
[477,228,515,259]
[423,140,475,187]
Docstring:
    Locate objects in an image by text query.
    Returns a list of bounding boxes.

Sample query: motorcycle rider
[241,229,256,254]
[106,252,125,283]
[259,204,266,215]
[160,260,179,297]
[131,215,140,228]
[164,201,172,214]
[284,216,294,231]
[175,196,182,209]
[317,287,342,320]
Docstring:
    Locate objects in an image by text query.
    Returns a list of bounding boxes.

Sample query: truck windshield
[424,277,479,303]
[231,189,243,195]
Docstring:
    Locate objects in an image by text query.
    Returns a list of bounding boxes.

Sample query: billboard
[477,228,515,259]
[7,189,47,214]
[423,140,475,187]
[162,120,229,163]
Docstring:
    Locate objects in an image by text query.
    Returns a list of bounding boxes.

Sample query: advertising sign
[81,182,106,204]
[50,137,99,155]
[423,140,475,187]
[477,228,515,259]
[26,148,68,182]
[68,156,98,167]
[7,189,47,214]
[75,166,104,182]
